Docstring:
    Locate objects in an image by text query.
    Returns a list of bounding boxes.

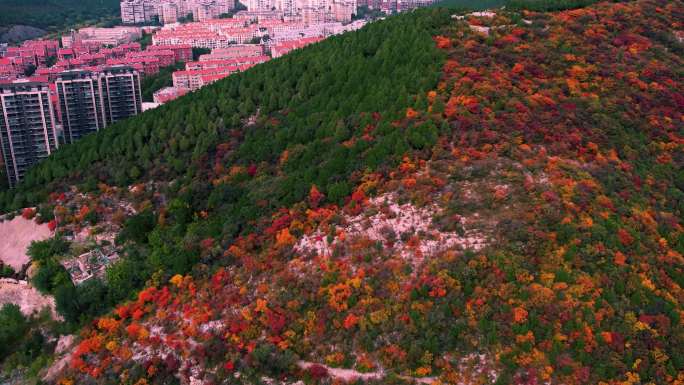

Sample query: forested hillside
[0,0,120,41]
[1,0,683,384]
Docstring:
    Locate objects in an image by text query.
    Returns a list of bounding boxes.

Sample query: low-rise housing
[63,27,143,48]
[271,36,323,57]
[153,86,189,103]
[199,44,264,60]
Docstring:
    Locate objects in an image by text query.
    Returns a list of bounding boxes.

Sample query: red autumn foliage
[308,364,329,379]
[309,185,324,208]
[54,3,684,385]
[49,192,66,202]
[78,205,90,218]
[138,287,157,303]
[247,163,257,176]
[265,211,292,235]
[513,307,528,323]
[402,178,417,188]
[343,314,359,329]
[350,188,366,204]
[132,309,145,320]
[211,268,229,290]
[434,35,452,49]
[617,228,634,246]
[126,323,141,338]
[200,237,215,250]
[115,304,130,319]
[266,310,287,334]
[21,208,36,219]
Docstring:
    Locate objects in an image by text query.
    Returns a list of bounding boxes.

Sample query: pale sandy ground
[0,216,52,271]
[298,361,438,383]
[43,335,75,382]
[0,278,60,319]
[297,361,385,382]
[295,193,486,270]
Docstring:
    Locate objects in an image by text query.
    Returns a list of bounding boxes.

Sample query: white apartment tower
[121,0,162,23]
[161,2,180,24]
[121,0,148,23]
[276,0,297,15]
[246,0,275,12]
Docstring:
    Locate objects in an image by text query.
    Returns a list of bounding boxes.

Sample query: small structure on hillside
[61,247,119,285]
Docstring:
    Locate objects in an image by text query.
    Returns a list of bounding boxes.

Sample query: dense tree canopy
[0,304,28,359]
[0,0,120,36]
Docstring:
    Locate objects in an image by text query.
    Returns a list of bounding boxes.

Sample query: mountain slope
[4,0,684,384]
[0,13,451,333]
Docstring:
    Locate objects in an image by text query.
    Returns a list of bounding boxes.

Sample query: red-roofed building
[270,36,323,58]
[199,44,263,61]
[6,47,37,68]
[0,57,23,80]
[17,40,59,66]
[58,49,76,61]
[200,72,232,86]
[22,40,59,56]
[79,53,108,66]
[147,44,193,62]
[128,50,176,67]
[185,55,269,70]
[153,86,189,103]
[173,65,250,90]
[35,67,63,82]
[108,56,160,75]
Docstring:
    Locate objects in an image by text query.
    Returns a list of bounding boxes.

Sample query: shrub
[26,237,69,263]
[0,304,28,358]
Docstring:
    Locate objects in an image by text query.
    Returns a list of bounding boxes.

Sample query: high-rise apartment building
[101,66,143,124]
[0,82,58,187]
[56,66,142,144]
[144,0,164,22]
[192,0,235,20]
[121,0,165,23]
[276,0,297,15]
[121,0,149,23]
[245,0,354,21]
[161,2,180,24]
[246,0,275,11]
[55,70,108,144]
[123,0,234,24]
